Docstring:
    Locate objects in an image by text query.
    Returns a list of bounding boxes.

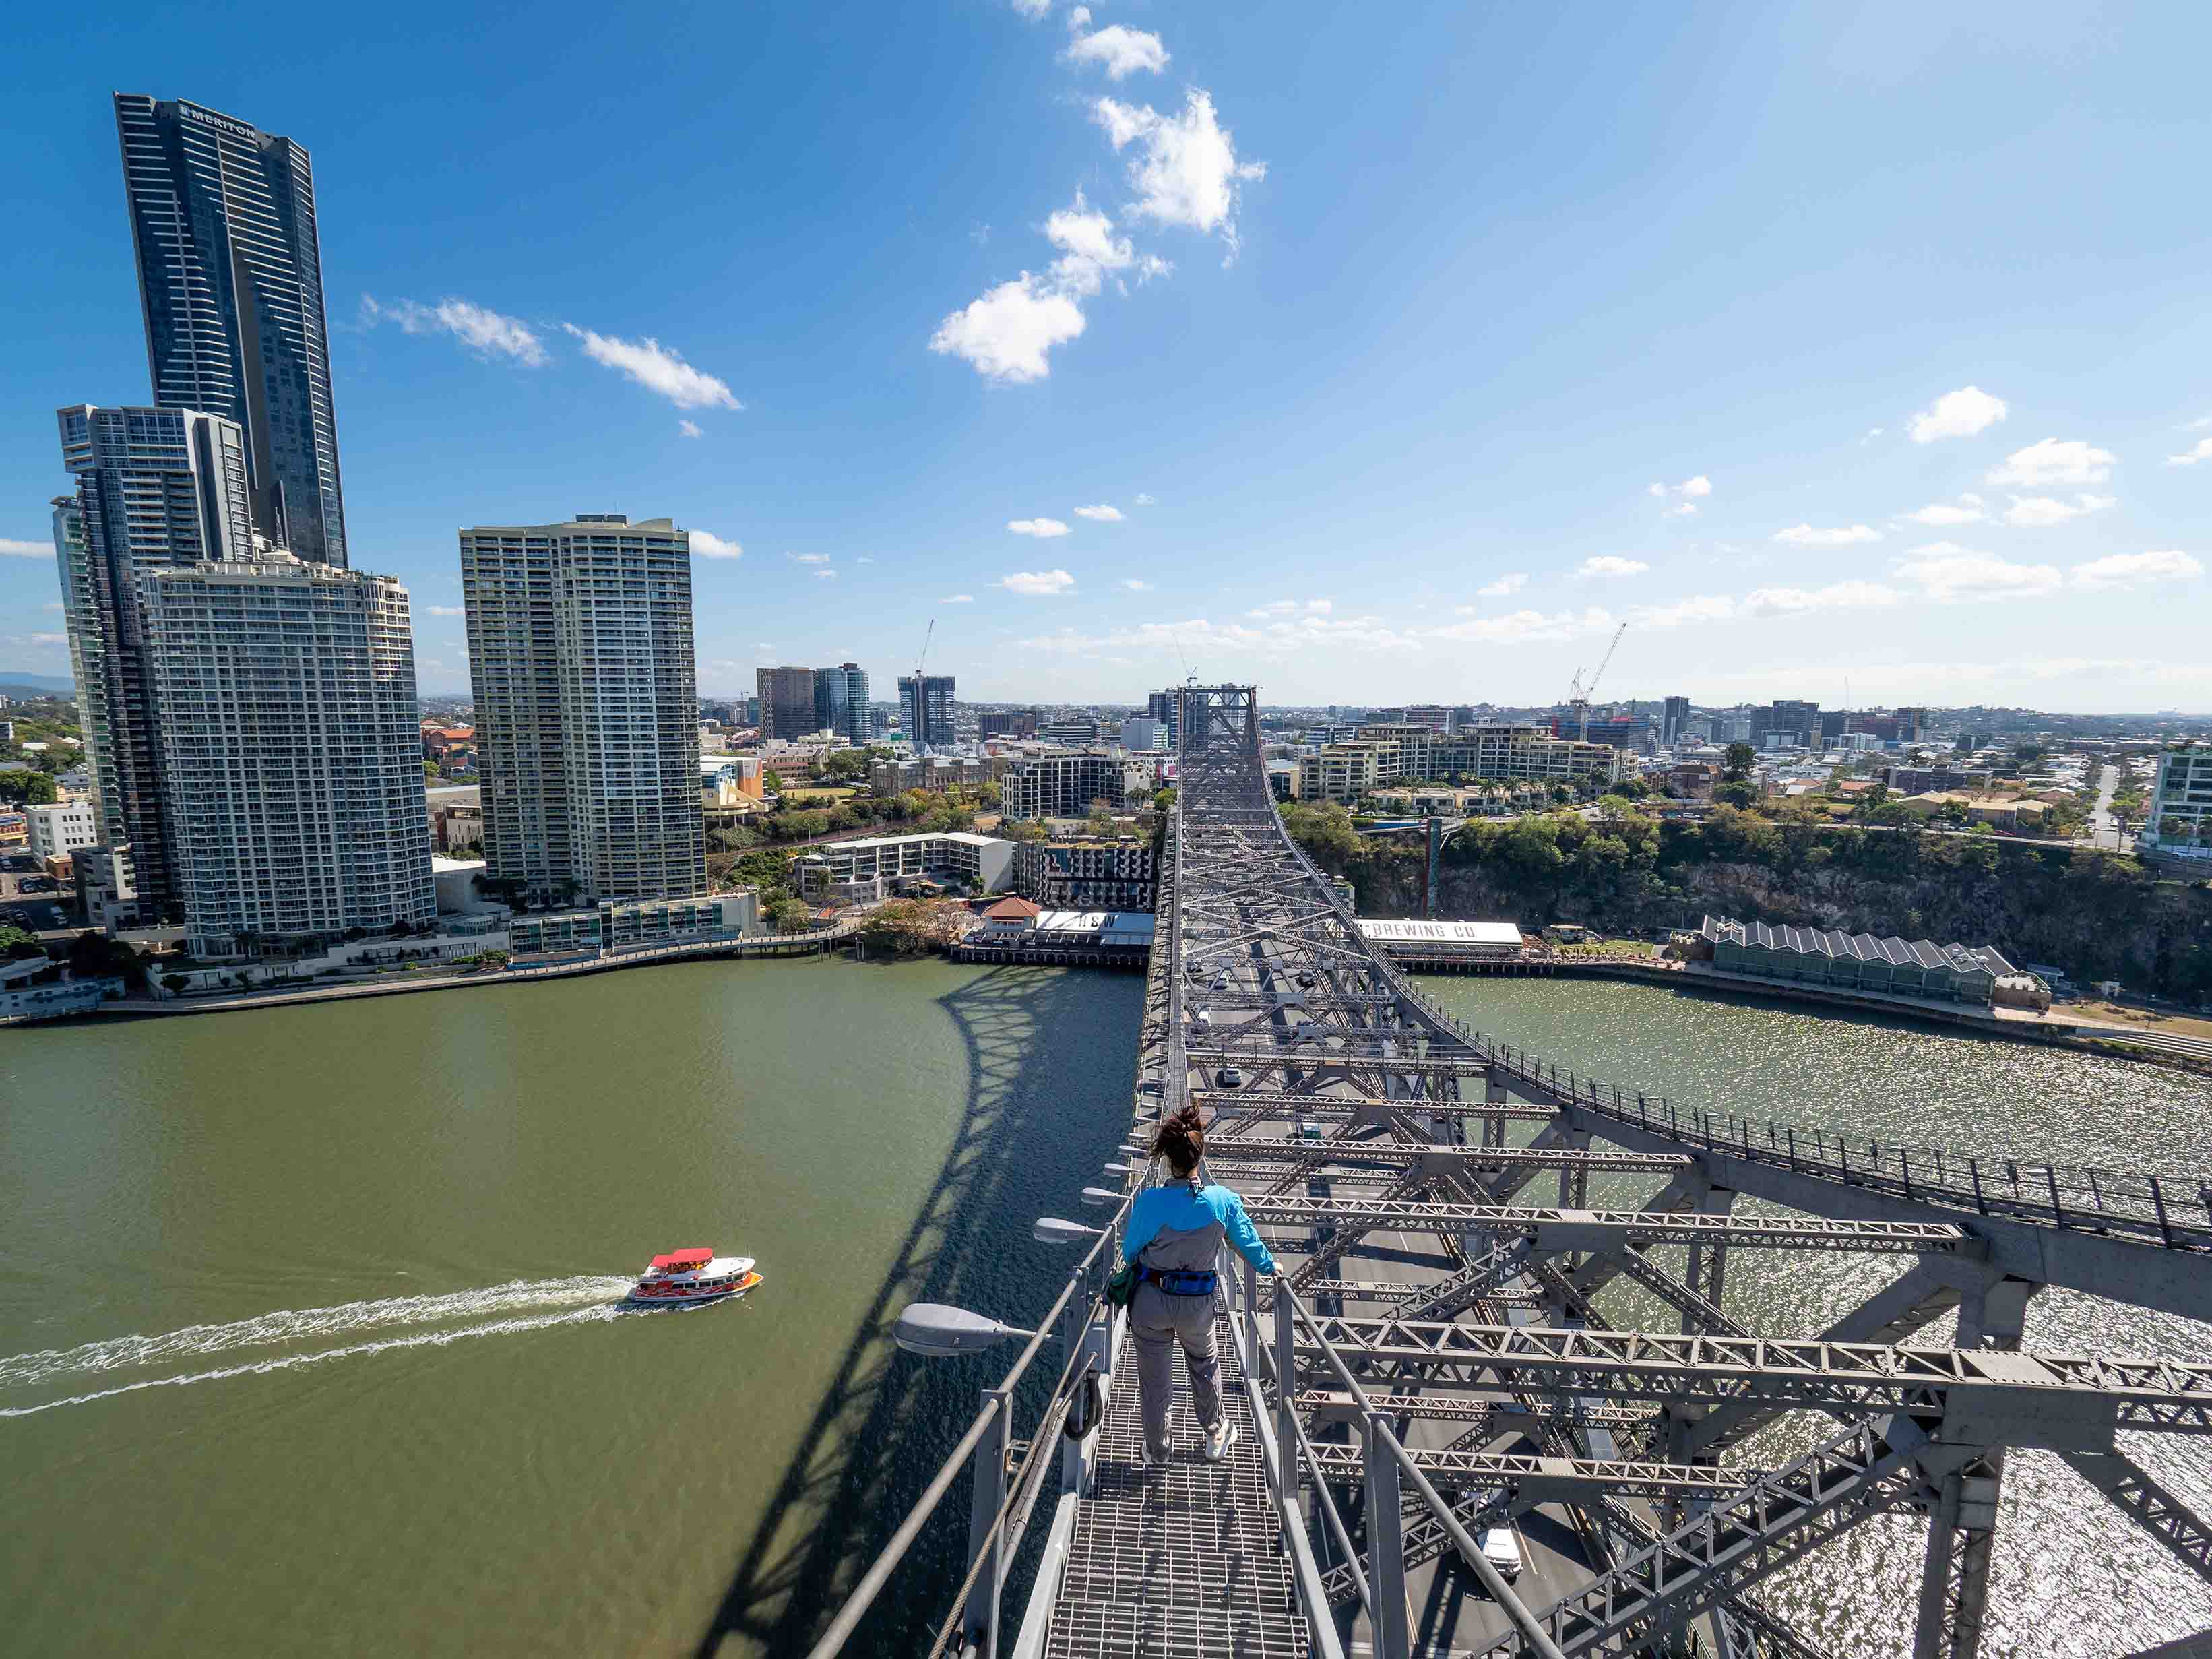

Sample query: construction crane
[1567,622,1628,742]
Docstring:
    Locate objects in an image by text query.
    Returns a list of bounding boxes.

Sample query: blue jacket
[1123,1181,1277,1275]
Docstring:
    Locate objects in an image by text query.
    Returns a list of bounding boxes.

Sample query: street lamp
[1034,1216,1102,1246]
[1079,1185,1120,1208]
[893,1303,1038,1358]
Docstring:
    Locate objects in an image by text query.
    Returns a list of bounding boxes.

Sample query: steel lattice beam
[1244,1193,1972,1255]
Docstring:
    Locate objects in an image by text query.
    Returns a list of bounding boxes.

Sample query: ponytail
[1151,1104,1205,1179]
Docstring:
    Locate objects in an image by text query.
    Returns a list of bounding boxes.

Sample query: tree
[762,769,784,794]
[0,925,43,960]
[161,972,189,995]
[1153,787,1176,813]
[766,894,811,934]
[1722,742,1756,780]
[1712,779,1759,809]
[0,770,57,805]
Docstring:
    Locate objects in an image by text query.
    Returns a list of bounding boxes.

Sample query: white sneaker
[1203,1420,1239,1462]
[1141,1439,1164,1468]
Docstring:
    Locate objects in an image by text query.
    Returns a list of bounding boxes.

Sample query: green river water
[3,962,2209,1656]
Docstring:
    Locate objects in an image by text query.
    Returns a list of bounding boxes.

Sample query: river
[3,964,2209,1656]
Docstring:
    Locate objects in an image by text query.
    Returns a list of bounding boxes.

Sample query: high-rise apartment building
[113,95,348,565]
[1002,751,1145,819]
[757,666,819,741]
[142,554,434,954]
[1145,690,1183,749]
[2144,748,2212,862]
[461,515,704,903]
[1763,699,1820,746]
[1663,695,1693,743]
[813,662,870,745]
[55,404,257,914]
[980,709,1039,741]
[900,673,956,750]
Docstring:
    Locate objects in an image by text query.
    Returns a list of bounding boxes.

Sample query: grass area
[1552,939,1658,960]
[779,786,857,803]
[2067,998,2212,1040]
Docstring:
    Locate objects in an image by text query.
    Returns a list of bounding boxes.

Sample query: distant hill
[0,674,74,700]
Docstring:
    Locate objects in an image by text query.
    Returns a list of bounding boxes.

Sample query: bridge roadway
[1016,686,2212,1659]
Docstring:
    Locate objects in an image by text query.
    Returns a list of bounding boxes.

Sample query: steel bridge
[810,685,2212,1659]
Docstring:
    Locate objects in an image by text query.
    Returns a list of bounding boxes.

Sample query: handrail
[803,1186,1135,1659]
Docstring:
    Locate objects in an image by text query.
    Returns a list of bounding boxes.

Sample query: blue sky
[2,0,2209,711]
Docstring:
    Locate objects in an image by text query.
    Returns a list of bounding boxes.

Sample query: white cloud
[1737,581,1902,619]
[786,552,830,563]
[929,273,1087,383]
[1773,523,1882,547]
[1073,503,1125,522]
[1025,611,1417,656]
[691,531,744,559]
[1577,556,1650,578]
[1421,607,1616,646]
[2002,493,2116,528]
[1246,598,1334,618]
[1042,193,1159,297]
[1631,594,1742,629]
[679,420,703,439]
[999,569,1077,596]
[1475,573,1527,598]
[1009,0,1049,16]
[815,569,837,580]
[940,594,976,604]
[1009,518,1072,538]
[1902,495,1985,526]
[361,295,549,366]
[1065,12,1168,80]
[855,556,875,565]
[1121,578,1152,591]
[424,604,466,617]
[1892,542,2063,602]
[0,538,49,557]
[1907,385,2007,443]
[1134,493,1156,506]
[2068,550,2203,590]
[1860,427,1885,445]
[1647,476,1709,516]
[1093,90,1266,257]
[2167,437,2212,467]
[561,324,740,410]
[1984,437,2115,488]
[30,631,67,646]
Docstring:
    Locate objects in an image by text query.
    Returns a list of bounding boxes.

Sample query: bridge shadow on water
[692,963,1137,1659]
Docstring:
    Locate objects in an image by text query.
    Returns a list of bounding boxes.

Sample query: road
[2089,761,2135,853]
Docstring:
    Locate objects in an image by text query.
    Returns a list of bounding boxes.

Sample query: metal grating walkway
[1044,1310,1311,1658]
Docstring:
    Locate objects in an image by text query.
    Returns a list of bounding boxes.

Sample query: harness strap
[1143,1267,1220,1296]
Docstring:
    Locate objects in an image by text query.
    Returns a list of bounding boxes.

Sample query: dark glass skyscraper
[114,94,348,565]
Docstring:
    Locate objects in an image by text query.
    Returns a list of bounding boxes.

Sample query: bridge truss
[815,684,2212,1659]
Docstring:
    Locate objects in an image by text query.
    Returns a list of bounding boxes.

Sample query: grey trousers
[1130,1283,1222,1458]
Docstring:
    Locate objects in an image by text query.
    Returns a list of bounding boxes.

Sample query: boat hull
[623,1270,763,1309]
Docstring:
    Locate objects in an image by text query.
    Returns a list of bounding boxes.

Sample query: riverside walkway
[810,685,2212,1659]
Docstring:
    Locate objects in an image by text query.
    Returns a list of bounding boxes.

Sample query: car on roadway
[1214,1066,1244,1088]
[1478,1524,1523,1584]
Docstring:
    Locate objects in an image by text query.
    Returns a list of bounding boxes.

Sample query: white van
[1478,1525,1522,1583]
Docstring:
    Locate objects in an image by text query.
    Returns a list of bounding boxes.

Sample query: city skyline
[3,7,2211,711]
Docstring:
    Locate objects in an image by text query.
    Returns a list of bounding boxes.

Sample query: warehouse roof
[1699,915,2013,977]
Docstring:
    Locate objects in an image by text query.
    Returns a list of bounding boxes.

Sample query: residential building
[506,891,760,957]
[426,784,484,854]
[26,800,97,863]
[114,95,348,564]
[1762,699,1821,747]
[1001,751,1147,819]
[460,515,704,904]
[2143,748,2212,861]
[1691,916,2013,1005]
[1434,724,1625,787]
[756,666,819,742]
[142,553,435,955]
[813,662,871,745]
[1294,743,1387,804]
[1663,695,1693,743]
[1554,711,1654,750]
[1879,764,1990,796]
[1144,690,1183,749]
[1118,716,1169,752]
[74,844,141,930]
[55,404,258,916]
[1041,714,1102,746]
[792,831,1014,902]
[1013,837,1158,909]
[980,709,1039,740]
[899,673,957,749]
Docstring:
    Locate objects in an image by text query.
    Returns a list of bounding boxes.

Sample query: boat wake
[0,1274,635,1410]
[0,1301,630,1418]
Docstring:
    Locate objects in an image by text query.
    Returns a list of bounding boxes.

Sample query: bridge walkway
[1044,1308,1309,1658]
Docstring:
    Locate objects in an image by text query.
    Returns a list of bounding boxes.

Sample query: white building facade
[26,800,98,862]
[143,554,435,954]
[460,515,705,904]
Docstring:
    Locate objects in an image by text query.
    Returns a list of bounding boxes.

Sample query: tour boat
[624,1248,762,1308]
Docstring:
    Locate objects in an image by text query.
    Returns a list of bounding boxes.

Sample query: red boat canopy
[651,1248,716,1269]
